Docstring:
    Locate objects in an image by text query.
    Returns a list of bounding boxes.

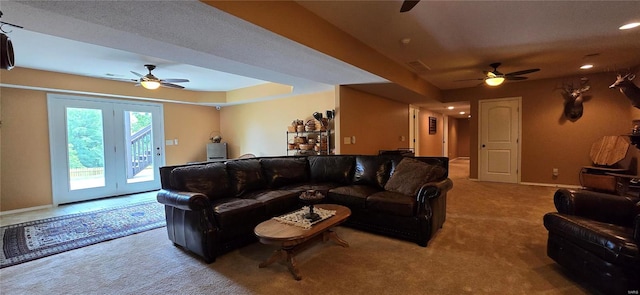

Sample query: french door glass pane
[126,111,154,184]
[66,107,106,190]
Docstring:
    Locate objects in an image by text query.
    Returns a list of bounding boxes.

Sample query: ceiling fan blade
[162,78,190,83]
[454,78,484,82]
[400,0,420,12]
[505,68,540,76]
[131,71,143,78]
[160,82,185,89]
[505,76,528,81]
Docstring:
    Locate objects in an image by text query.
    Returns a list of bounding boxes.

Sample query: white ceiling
[2,0,640,118]
[0,1,386,98]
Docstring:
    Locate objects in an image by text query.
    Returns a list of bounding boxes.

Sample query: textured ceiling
[0,1,386,100]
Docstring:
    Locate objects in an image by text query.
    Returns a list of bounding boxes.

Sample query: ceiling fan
[400,0,420,12]
[457,62,540,86]
[131,64,190,90]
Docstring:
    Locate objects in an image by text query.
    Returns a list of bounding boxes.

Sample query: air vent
[407,60,431,73]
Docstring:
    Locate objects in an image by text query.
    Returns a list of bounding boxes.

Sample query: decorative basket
[299,144,314,150]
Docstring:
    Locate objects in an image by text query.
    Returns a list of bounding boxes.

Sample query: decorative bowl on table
[299,190,325,221]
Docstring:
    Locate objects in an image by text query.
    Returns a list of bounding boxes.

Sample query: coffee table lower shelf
[254,204,351,280]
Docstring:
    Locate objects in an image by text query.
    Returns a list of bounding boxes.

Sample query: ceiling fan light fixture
[485,76,505,86]
[619,22,640,30]
[140,80,161,90]
[580,64,594,70]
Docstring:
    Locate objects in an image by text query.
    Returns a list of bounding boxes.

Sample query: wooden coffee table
[254,204,351,280]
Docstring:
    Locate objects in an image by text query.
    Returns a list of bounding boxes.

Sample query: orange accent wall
[456,118,471,157]
[338,86,409,155]
[418,110,445,156]
[443,71,635,184]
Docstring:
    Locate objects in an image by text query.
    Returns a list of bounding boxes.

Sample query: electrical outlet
[351,136,356,144]
[174,139,179,145]
[165,140,174,146]
[552,168,559,176]
[343,137,351,145]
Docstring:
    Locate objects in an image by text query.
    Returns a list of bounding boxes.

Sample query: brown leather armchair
[543,189,640,294]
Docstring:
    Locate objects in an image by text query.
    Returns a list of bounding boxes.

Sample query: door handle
[482,144,486,148]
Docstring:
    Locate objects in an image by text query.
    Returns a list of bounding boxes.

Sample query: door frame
[478,97,522,183]
[47,93,165,205]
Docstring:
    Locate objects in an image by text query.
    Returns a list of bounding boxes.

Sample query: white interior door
[479,97,520,183]
[48,94,164,205]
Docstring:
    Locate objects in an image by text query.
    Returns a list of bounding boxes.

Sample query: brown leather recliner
[543,189,640,294]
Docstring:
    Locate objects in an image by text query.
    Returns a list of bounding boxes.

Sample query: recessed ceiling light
[400,38,411,45]
[619,22,640,30]
[580,64,593,70]
[459,111,465,115]
[447,106,454,110]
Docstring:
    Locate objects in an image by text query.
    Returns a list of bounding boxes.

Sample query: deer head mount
[610,73,640,109]
[561,78,591,121]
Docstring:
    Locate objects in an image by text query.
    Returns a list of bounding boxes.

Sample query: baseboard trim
[450,157,469,162]
[519,182,582,189]
[0,204,53,216]
[467,178,581,189]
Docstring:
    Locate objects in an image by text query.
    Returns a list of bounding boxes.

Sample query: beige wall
[443,71,635,185]
[1,71,219,212]
[164,104,220,165]
[220,90,335,158]
[1,87,52,211]
[338,86,409,155]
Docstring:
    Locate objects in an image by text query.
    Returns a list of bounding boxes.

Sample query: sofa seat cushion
[212,198,265,231]
[384,157,447,196]
[226,159,267,197]
[366,191,417,217]
[328,185,381,209]
[260,157,308,188]
[242,189,300,216]
[544,213,639,268]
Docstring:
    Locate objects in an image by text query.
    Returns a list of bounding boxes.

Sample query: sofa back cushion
[308,155,355,184]
[353,155,392,189]
[170,162,231,200]
[226,159,267,196]
[384,157,447,196]
[260,157,309,188]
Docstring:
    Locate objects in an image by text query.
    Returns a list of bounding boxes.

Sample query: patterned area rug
[0,201,165,268]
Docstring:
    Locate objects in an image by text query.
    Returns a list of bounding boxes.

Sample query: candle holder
[299,190,325,222]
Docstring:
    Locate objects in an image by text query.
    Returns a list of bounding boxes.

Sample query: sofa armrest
[417,178,453,204]
[156,189,210,211]
[553,188,639,227]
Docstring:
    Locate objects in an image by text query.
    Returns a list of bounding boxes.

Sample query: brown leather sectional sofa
[543,189,640,294]
[157,155,453,263]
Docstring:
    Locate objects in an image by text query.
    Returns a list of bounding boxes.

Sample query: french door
[48,94,164,205]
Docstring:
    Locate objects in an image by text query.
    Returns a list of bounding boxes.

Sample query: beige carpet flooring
[0,159,595,294]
